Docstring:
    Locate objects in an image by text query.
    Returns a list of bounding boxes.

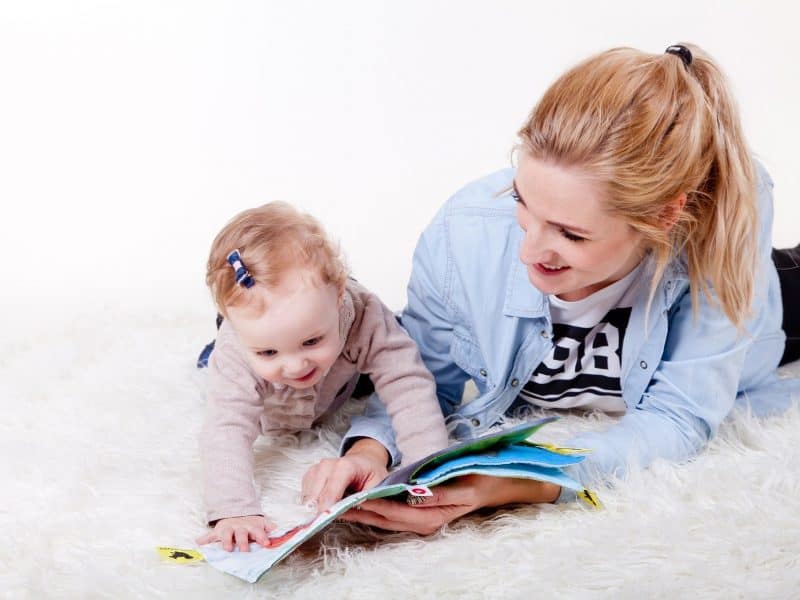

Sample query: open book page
[199,482,409,583]
[198,417,592,582]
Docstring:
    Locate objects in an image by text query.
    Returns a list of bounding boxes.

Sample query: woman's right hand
[196,514,276,552]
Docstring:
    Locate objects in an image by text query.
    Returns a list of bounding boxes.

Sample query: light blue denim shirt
[344,162,800,499]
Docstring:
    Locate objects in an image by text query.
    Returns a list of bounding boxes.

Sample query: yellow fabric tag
[578,489,602,509]
[156,546,205,563]
[529,442,591,455]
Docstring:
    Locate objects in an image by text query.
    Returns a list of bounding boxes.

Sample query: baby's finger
[220,528,235,552]
[234,528,251,552]
[250,525,270,546]
[195,531,217,545]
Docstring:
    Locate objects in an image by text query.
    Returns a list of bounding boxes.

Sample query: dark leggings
[773,244,800,366]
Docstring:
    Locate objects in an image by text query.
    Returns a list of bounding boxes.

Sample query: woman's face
[514,153,646,301]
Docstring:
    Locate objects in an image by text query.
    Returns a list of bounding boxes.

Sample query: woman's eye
[511,190,521,203]
[303,337,322,347]
[257,349,277,357]
[561,228,586,242]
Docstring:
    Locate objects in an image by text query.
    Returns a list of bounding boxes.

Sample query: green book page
[406,416,559,481]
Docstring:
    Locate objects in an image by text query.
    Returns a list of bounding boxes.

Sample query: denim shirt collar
[503,225,549,319]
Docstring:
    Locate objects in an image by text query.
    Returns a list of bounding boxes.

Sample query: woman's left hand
[340,475,561,535]
[300,438,389,511]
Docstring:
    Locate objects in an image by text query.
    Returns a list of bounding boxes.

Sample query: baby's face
[226,268,343,389]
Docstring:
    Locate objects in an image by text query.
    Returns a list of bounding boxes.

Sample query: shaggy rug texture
[2,307,799,599]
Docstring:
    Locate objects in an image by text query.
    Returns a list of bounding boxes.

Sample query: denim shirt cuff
[339,415,402,468]
[554,485,578,504]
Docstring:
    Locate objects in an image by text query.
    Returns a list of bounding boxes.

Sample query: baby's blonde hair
[518,44,757,327]
[206,202,348,316]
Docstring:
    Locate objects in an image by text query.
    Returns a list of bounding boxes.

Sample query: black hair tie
[665,44,692,67]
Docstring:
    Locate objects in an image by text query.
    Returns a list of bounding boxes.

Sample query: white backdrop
[1,1,798,330]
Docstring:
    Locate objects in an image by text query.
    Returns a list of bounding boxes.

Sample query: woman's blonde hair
[206,202,348,316]
[518,43,757,327]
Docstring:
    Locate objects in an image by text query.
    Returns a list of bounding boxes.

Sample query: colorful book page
[383,417,558,485]
[411,443,585,483]
[415,462,585,492]
[199,482,408,583]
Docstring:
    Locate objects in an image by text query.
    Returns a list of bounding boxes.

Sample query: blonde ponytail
[518,43,757,327]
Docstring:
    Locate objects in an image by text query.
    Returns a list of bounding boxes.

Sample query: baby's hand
[196,515,276,552]
[300,439,390,511]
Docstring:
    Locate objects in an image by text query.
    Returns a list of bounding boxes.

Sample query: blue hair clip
[227,249,255,289]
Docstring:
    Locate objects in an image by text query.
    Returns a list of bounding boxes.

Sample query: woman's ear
[662,193,687,232]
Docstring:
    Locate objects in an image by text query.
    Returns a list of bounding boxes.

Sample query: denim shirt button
[510,378,519,387]
[640,360,648,369]
[471,418,480,427]
[540,330,549,338]
[479,368,487,377]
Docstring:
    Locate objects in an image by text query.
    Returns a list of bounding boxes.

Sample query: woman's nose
[519,226,544,264]
[520,225,560,266]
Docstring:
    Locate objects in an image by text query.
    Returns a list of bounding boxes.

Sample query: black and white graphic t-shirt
[519,263,644,413]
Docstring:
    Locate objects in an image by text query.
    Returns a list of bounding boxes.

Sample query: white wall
[2,1,798,326]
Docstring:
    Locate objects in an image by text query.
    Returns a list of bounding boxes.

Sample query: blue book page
[383,417,559,485]
[415,462,585,492]
[412,444,584,483]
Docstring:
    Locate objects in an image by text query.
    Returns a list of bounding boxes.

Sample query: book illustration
[192,417,596,583]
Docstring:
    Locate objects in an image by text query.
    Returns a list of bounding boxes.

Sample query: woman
[302,44,800,533]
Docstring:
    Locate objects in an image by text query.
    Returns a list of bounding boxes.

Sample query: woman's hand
[300,438,390,511]
[196,514,276,552]
[340,475,561,535]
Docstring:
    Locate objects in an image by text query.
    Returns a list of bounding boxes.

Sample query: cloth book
[197,416,596,582]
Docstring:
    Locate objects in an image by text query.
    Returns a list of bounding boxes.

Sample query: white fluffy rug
[3,306,800,599]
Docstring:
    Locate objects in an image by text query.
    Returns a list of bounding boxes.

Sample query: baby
[195,202,448,551]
